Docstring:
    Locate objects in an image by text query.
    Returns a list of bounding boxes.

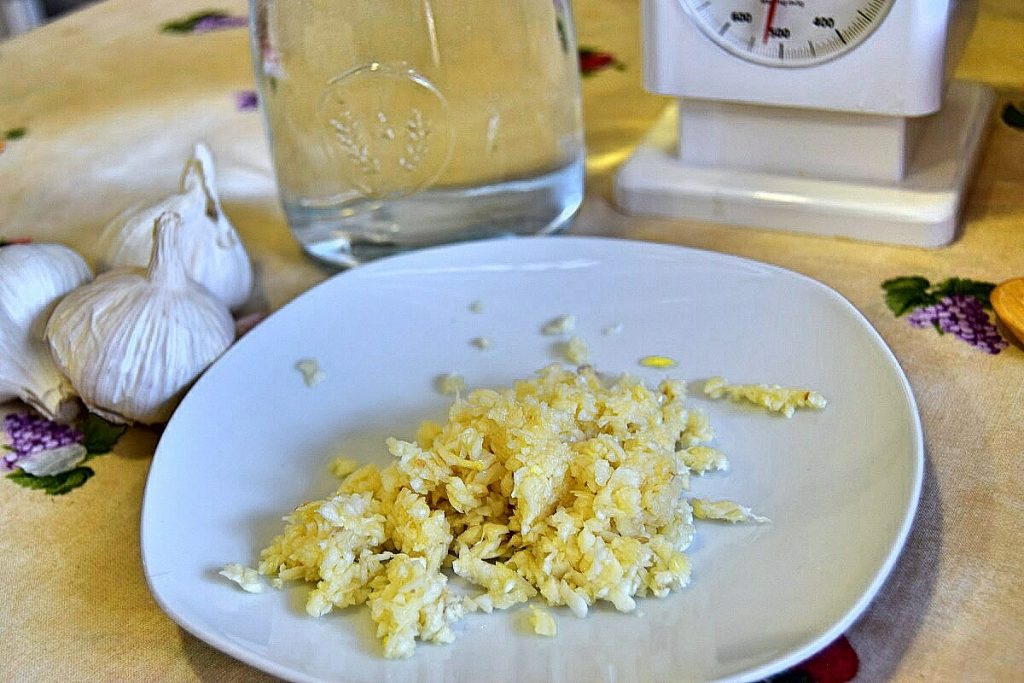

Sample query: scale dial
[682,0,896,68]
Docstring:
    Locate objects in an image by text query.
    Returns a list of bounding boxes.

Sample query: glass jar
[250,0,585,267]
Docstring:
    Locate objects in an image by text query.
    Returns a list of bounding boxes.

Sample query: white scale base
[614,80,994,248]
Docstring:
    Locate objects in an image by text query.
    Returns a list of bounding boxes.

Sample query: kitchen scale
[614,0,993,247]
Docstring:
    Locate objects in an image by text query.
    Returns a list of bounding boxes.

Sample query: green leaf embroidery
[7,466,95,495]
[81,413,127,456]
[1002,103,1024,130]
[4,127,26,140]
[881,276,934,317]
[883,275,999,320]
[931,277,996,309]
[161,10,229,33]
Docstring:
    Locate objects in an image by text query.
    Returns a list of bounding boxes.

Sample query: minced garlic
[562,335,589,364]
[435,373,466,395]
[255,365,769,659]
[704,377,827,418]
[529,606,557,636]
[471,337,492,351]
[219,563,264,593]
[295,358,325,387]
[329,457,359,479]
[691,498,770,524]
[541,314,576,336]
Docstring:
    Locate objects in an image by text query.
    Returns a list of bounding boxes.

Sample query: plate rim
[140,235,924,683]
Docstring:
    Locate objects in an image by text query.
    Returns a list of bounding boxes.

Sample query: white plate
[141,236,922,683]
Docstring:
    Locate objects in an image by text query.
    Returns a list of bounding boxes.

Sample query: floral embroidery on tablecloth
[3,412,126,495]
[882,276,1008,354]
[235,90,259,111]
[0,127,27,156]
[579,47,626,76]
[761,635,860,683]
[159,12,258,109]
[161,10,247,34]
[1002,102,1024,130]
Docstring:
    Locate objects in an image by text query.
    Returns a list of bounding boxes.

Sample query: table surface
[1,1,1022,681]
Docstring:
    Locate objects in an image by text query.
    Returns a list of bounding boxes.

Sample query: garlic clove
[46,212,235,425]
[95,142,255,311]
[95,194,194,273]
[177,144,255,310]
[0,243,93,421]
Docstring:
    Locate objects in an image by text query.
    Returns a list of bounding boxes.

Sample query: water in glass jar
[250,0,585,267]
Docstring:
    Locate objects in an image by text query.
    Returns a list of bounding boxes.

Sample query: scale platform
[614,80,994,248]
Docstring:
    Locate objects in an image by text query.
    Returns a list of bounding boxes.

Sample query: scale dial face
[682,0,896,68]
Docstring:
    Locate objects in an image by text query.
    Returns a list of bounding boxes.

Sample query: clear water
[250,0,584,268]
[283,158,584,267]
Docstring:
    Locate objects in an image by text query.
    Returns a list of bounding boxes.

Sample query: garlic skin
[46,213,235,425]
[0,243,93,421]
[96,142,254,311]
[19,443,88,477]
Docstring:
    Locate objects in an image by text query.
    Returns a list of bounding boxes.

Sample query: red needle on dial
[762,0,779,44]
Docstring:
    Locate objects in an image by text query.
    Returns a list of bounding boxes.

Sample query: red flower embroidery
[797,635,860,683]
[762,636,860,683]
[578,47,625,76]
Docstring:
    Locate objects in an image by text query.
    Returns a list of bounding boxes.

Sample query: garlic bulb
[47,212,235,425]
[96,142,254,311]
[0,243,93,421]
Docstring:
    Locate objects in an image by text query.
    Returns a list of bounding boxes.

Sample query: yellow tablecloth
[1,1,1022,680]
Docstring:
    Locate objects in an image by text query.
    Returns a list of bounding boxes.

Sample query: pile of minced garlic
[246,364,819,659]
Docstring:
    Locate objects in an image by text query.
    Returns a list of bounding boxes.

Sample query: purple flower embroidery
[882,276,1009,354]
[235,90,259,111]
[908,295,1008,355]
[192,15,248,33]
[3,413,84,471]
